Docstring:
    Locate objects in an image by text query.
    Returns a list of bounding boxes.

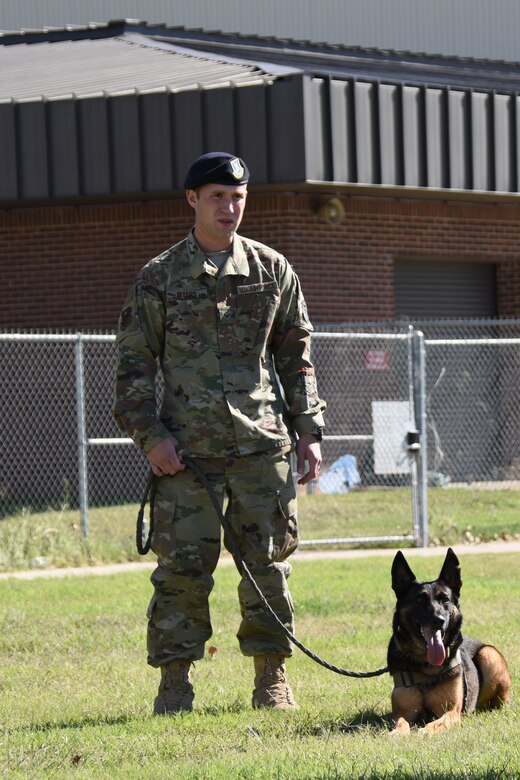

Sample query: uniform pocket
[165,289,214,349]
[236,290,279,350]
[150,487,177,563]
[274,484,299,560]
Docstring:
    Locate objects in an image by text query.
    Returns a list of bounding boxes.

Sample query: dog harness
[391,648,469,712]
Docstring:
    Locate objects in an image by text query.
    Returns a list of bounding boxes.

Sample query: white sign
[372,401,413,475]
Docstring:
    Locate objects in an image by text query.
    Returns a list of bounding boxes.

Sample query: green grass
[0,487,519,572]
[299,487,520,546]
[0,553,518,778]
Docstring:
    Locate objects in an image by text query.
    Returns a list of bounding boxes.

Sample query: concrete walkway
[1,539,519,581]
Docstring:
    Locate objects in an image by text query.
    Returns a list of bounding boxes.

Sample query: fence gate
[301,330,428,547]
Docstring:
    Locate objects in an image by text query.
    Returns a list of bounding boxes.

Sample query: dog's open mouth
[421,627,446,666]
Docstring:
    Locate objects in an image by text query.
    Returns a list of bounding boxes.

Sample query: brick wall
[1,191,520,329]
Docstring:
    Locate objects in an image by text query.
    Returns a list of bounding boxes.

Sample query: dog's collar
[391,648,462,688]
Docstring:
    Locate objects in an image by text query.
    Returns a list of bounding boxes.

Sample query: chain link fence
[307,330,423,545]
[0,333,147,521]
[317,319,520,488]
[425,336,520,486]
[1,321,519,546]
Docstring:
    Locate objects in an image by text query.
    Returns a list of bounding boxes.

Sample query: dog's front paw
[419,711,462,735]
[390,717,411,735]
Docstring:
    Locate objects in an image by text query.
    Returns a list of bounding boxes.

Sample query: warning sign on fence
[365,349,389,370]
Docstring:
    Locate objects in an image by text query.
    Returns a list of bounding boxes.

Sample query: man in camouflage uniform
[114,152,326,714]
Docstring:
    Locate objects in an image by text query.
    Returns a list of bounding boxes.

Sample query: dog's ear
[391,550,416,597]
[438,547,462,596]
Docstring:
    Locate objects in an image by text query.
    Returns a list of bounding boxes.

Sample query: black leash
[136,469,155,555]
[136,456,389,679]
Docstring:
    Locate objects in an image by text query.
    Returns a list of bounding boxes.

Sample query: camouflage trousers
[147,448,298,667]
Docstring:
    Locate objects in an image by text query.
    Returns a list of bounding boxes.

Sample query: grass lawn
[0,486,519,572]
[0,552,518,778]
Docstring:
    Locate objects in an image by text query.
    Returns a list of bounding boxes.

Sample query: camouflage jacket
[114,230,326,457]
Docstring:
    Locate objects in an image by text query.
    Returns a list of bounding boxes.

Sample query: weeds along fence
[1,320,519,548]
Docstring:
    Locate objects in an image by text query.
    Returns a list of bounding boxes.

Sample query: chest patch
[237,281,279,295]
[168,289,207,300]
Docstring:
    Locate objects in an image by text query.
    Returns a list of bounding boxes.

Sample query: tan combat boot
[153,660,194,715]
[252,653,300,710]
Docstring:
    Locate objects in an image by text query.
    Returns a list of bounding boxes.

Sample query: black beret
[183,152,250,189]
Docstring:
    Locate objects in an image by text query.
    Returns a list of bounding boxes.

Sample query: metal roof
[3,18,520,93]
[2,0,520,62]
[2,19,520,203]
[147,26,520,94]
[0,31,279,101]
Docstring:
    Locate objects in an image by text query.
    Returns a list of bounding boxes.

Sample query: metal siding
[78,97,111,195]
[267,77,306,183]
[18,101,48,198]
[202,87,235,153]
[425,89,448,189]
[516,96,520,196]
[378,83,402,186]
[47,99,80,197]
[402,86,425,187]
[109,95,142,193]
[234,85,269,185]
[303,78,329,181]
[354,81,378,184]
[0,102,18,199]
[471,91,492,191]
[3,25,520,200]
[448,90,470,189]
[329,79,354,183]
[171,91,204,189]
[494,93,515,192]
[140,92,174,192]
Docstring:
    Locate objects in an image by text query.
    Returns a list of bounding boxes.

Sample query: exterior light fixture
[316,197,345,224]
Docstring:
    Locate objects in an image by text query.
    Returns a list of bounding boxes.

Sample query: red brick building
[3,193,520,329]
[1,20,520,328]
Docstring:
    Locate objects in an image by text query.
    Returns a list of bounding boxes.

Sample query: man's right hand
[146,437,185,477]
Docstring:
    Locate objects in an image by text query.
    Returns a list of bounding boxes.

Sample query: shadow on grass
[7,700,253,735]
[295,708,392,736]
[5,712,141,734]
[318,771,515,780]
[325,770,515,780]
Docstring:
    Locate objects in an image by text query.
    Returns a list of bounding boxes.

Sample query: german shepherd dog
[388,548,511,734]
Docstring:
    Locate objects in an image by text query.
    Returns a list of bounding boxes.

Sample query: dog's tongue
[423,628,446,666]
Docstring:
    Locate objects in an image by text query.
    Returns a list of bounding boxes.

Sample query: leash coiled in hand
[136,456,389,679]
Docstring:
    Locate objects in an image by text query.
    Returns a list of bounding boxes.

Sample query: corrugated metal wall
[2,0,520,62]
[3,71,520,202]
[0,79,307,201]
[304,77,520,193]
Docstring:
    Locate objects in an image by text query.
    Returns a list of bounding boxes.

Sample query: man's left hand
[296,433,322,485]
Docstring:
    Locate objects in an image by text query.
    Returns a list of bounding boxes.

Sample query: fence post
[406,327,420,545]
[75,334,89,536]
[412,329,428,547]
